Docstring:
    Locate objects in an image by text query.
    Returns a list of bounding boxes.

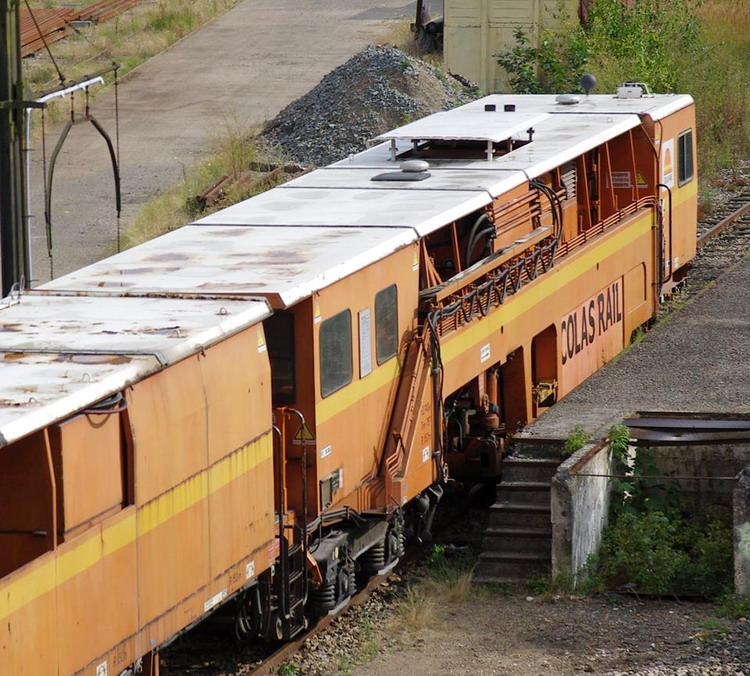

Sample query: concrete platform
[518,257,750,442]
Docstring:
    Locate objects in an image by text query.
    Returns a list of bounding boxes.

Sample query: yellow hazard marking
[636,171,648,188]
[292,422,316,444]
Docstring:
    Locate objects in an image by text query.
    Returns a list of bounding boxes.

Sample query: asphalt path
[27,0,416,284]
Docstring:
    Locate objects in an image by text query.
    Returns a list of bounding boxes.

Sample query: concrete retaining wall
[550,441,613,579]
[550,439,750,592]
[641,444,747,512]
[735,469,750,594]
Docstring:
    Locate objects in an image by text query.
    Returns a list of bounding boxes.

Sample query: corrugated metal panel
[445,0,579,91]
[445,0,481,23]
[490,0,535,22]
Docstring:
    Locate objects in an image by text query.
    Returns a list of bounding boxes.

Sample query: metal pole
[0,0,30,296]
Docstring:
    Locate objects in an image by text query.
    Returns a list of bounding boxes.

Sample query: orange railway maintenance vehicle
[0,84,696,675]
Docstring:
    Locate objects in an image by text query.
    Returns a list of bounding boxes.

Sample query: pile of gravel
[262,45,478,167]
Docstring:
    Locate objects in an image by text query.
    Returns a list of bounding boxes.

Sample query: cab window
[375,285,398,364]
[320,310,352,397]
[678,129,694,186]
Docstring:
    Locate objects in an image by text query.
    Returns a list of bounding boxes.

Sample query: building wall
[444,0,579,93]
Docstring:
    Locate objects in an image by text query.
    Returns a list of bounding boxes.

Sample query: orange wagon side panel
[49,412,123,535]
[136,479,210,631]
[439,209,656,401]
[129,356,209,507]
[55,509,138,675]
[200,326,272,465]
[313,244,421,512]
[654,106,698,276]
[207,435,275,580]
[0,556,59,676]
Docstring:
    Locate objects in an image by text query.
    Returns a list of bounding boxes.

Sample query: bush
[598,511,688,593]
[597,509,733,596]
[496,27,588,94]
[496,0,702,95]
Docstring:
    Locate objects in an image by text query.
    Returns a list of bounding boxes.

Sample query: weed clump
[588,425,734,598]
[561,424,590,457]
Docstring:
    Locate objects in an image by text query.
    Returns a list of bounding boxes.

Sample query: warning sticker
[636,171,648,189]
[611,171,632,189]
[293,422,316,445]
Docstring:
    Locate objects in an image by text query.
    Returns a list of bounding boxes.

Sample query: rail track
[157,550,413,675]
[20,0,142,58]
[686,189,750,292]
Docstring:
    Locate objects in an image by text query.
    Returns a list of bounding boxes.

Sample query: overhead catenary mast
[0,0,31,296]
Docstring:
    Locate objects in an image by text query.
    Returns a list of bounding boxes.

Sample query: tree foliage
[496,0,702,94]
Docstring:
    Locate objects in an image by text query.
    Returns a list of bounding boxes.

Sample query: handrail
[425,197,657,338]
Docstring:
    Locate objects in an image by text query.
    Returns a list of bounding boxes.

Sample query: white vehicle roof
[42,225,419,309]
[0,293,270,446]
[45,93,693,308]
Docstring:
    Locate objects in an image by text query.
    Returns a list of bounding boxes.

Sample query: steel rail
[696,199,750,248]
[249,569,394,675]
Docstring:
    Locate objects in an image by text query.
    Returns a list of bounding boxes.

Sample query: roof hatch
[374,108,549,162]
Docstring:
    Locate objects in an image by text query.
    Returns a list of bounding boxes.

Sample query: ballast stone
[263,45,478,167]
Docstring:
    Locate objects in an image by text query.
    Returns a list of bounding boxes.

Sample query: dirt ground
[356,593,717,676]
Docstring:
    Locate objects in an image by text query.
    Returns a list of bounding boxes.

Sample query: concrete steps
[474,455,561,583]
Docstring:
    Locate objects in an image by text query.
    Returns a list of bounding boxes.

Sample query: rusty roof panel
[0,294,270,446]
[42,226,416,307]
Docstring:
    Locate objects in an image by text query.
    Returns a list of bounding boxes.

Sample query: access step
[482,526,552,555]
[487,502,551,529]
[474,550,551,584]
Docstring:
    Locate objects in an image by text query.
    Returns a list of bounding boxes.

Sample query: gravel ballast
[262,45,477,167]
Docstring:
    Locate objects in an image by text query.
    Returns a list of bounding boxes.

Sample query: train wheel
[383,510,405,570]
[310,556,356,616]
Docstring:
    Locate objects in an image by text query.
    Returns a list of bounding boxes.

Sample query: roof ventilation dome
[401,160,430,173]
[371,159,431,183]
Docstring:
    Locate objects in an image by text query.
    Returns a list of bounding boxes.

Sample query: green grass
[120,120,286,249]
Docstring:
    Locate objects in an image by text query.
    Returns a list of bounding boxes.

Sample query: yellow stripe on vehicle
[0,431,273,622]
[315,212,664,424]
[441,211,654,363]
[316,356,401,425]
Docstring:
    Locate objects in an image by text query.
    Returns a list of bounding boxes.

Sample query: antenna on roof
[580,73,597,96]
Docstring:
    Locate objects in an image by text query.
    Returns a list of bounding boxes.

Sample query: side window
[678,129,694,186]
[320,310,353,397]
[375,284,398,365]
[265,313,296,406]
